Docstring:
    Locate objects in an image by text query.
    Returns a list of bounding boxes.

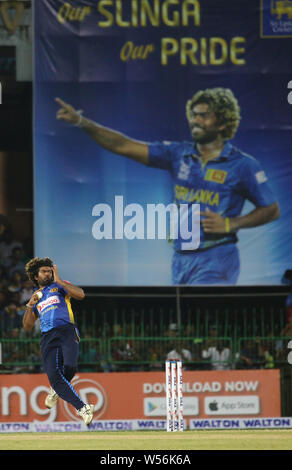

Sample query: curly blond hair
[186,87,241,140]
[25,257,53,286]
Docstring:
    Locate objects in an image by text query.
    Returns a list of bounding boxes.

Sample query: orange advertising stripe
[0,370,281,422]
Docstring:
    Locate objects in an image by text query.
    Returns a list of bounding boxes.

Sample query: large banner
[0,370,281,427]
[34,0,292,286]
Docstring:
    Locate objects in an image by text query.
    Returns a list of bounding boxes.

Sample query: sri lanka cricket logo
[261,0,292,37]
[271,0,292,19]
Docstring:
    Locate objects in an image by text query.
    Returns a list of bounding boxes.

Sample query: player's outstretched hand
[55,97,83,126]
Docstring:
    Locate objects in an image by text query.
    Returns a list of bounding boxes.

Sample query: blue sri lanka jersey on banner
[34,0,292,285]
[33,282,75,333]
[148,141,277,252]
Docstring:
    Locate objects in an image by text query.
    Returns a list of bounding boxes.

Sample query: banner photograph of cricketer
[34,0,292,286]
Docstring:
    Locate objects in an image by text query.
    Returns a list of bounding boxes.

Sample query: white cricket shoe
[77,404,94,426]
[45,387,59,409]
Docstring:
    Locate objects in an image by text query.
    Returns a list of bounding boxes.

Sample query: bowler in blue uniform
[56,88,280,285]
[22,257,94,425]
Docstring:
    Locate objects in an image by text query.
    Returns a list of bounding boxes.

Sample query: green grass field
[0,430,292,450]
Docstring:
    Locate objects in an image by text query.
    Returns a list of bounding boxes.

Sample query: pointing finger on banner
[55,98,83,126]
[55,98,79,116]
[55,97,72,110]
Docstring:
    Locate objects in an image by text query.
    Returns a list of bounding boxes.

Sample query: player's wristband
[25,303,34,309]
[225,217,230,233]
[74,110,84,128]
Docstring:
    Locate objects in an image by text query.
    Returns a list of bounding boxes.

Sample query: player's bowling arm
[23,293,39,331]
[230,202,280,232]
[22,309,37,331]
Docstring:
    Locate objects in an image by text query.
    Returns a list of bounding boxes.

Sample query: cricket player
[22,257,94,425]
[55,88,279,285]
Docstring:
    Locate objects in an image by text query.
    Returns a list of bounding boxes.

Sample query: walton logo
[62,376,107,421]
[261,0,292,37]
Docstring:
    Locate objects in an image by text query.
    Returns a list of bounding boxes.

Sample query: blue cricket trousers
[40,324,85,410]
[172,242,240,285]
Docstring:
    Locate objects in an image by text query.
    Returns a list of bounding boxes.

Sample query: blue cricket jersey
[148,141,277,252]
[32,281,75,333]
